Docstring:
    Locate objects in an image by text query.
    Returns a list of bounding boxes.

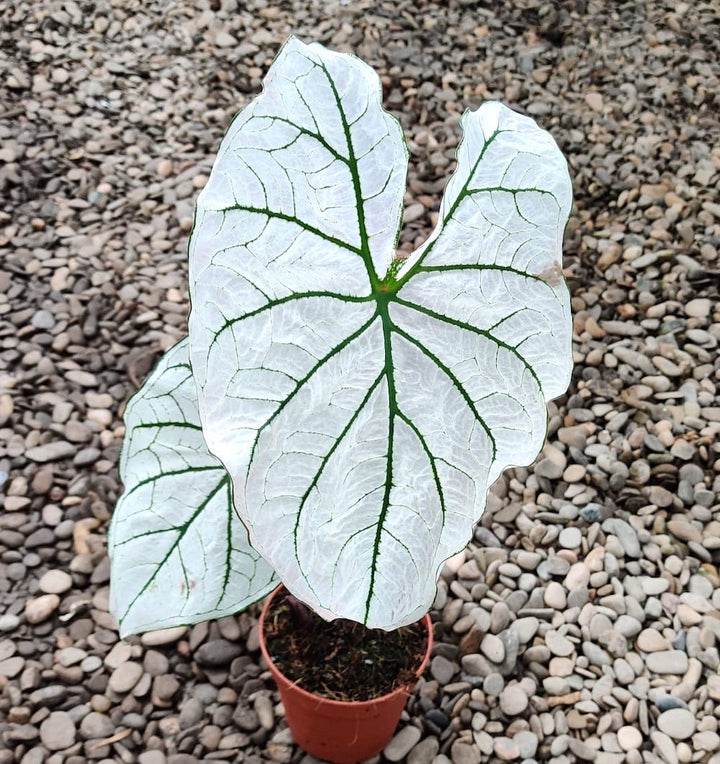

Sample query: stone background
[1,1,720,762]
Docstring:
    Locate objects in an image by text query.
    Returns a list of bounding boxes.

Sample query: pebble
[617,726,643,751]
[657,709,697,740]
[24,594,60,624]
[545,630,575,657]
[646,651,689,674]
[38,569,73,594]
[499,685,528,716]
[1,7,719,764]
[450,741,481,764]
[431,654,455,684]
[481,633,505,663]
[494,737,520,761]
[544,581,567,609]
[636,629,670,652]
[558,527,582,549]
[108,661,144,693]
[408,736,439,764]
[384,725,422,761]
[140,626,187,646]
[24,441,77,462]
[0,614,20,632]
[40,711,76,751]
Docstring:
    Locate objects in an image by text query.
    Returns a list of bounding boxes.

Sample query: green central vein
[364,295,396,623]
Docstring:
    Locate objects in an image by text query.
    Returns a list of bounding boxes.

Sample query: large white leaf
[188,37,572,629]
[108,338,277,638]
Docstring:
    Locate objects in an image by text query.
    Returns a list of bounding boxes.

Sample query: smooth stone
[564,562,590,589]
[430,655,455,684]
[450,740,481,764]
[462,653,491,677]
[499,685,528,716]
[140,626,187,646]
[494,737,520,761]
[559,526,583,549]
[38,569,73,595]
[384,725,422,761]
[194,639,242,667]
[646,650,689,674]
[637,629,670,652]
[513,730,538,758]
[602,518,641,557]
[108,661,144,693]
[544,581,567,609]
[617,725,643,751]
[546,630,575,657]
[0,614,20,632]
[481,633,505,663]
[40,711,76,751]
[483,672,505,697]
[79,711,115,739]
[24,441,76,462]
[25,594,60,624]
[657,708,696,740]
[0,656,24,678]
[407,736,439,764]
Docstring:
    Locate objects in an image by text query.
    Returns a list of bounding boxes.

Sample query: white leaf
[108,338,277,638]
[188,38,572,629]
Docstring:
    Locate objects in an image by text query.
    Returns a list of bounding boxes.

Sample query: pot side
[258,586,433,764]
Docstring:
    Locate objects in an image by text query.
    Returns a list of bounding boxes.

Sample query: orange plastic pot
[258,587,433,764]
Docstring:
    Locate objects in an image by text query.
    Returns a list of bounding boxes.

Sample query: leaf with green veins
[108,337,277,638]
[188,37,573,629]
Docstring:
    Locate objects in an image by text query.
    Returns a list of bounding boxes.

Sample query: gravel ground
[2,1,720,762]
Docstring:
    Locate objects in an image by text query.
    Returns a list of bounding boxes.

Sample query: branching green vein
[393,296,542,392]
[255,115,346,164]
[220,202,361,255]
[396,409,445,523]
[217,480,234,607]
[132,421,203,431]
[390,324,497,459]
[209,291,372,354]
[122,465,223,500]
[396,128,505,286]
[120,475,228,622]
[414,263,558,287]
[318,60,379,289]
[293,371,386,570]
[246,314,379,480]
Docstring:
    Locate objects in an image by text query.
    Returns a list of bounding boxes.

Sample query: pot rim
[258,584,434,709]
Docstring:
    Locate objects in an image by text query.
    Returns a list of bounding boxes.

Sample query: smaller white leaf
[108,338,277,638]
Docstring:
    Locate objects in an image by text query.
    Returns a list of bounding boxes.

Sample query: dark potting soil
[263,590,429,702]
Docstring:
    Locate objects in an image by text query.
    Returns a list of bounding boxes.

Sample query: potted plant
[108,37,572,763]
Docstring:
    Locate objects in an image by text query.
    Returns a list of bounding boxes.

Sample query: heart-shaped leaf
[188,37,572,628]
[108,338,277,638]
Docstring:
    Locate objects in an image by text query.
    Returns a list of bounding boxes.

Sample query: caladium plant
[109,37,572,638]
